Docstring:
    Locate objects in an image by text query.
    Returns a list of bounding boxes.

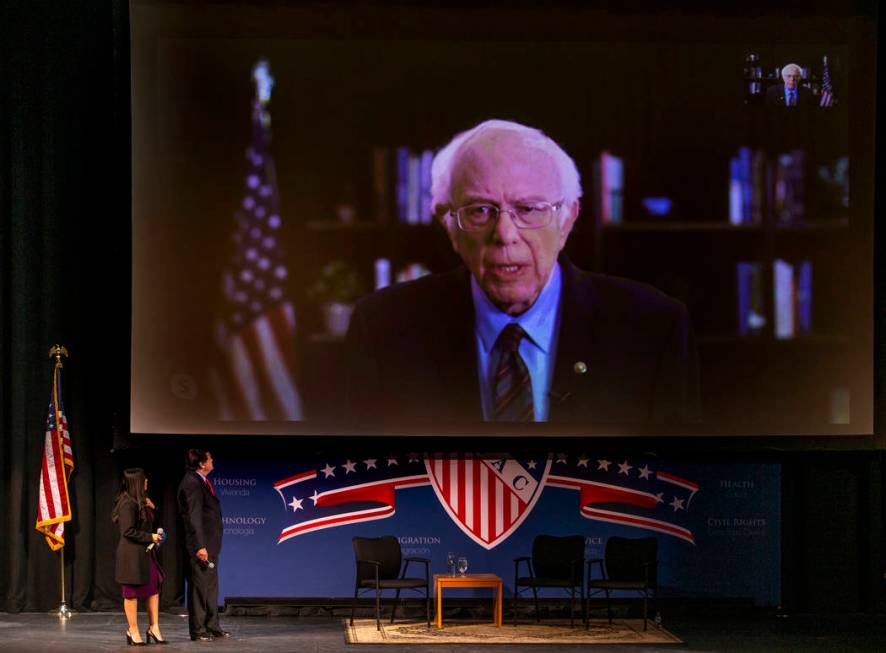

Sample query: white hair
[430,119,582,228]
[781,63,802,81]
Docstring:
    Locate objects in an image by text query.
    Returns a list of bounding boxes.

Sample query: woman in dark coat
[113,468,167,645]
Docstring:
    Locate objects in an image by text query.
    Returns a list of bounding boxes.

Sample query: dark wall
[0,0,884,614]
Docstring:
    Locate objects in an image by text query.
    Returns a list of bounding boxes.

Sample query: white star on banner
[288,496,304,512]
[638,465,652,480]
[321,464,336,478]
[597,459,611,471]
[527,460,537,470]
[387,457,398,466]
[618,460,633,475]
[670,496,685,512]
[364,458,378,470]
[577,455,589,468]
[342,460,357,474]
[408,453,420,463]
[556,453,568,464]
[310,490,320,505]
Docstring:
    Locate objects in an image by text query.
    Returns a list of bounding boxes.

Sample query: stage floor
[0,611,883,652]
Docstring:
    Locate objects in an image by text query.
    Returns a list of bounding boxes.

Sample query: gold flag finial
[48,345,69,366]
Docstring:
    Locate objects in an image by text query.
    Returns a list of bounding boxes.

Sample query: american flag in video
[211,59,303,420]
[546,453,698,544]
[274,454,430,543]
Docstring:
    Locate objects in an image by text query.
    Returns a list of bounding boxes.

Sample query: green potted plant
[308,260,366,337]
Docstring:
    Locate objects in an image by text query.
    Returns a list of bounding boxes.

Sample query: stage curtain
[0,0,186,613]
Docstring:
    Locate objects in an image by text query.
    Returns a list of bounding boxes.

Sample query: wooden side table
[434,573,503,629]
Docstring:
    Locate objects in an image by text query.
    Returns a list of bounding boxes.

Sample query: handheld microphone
[146,528,166,552]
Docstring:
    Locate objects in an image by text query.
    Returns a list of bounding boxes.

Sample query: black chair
[350,536,430,631]
[513,534,585,627]
[586,536,657,631]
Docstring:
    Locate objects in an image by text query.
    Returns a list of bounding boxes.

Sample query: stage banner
[210,453,780,606]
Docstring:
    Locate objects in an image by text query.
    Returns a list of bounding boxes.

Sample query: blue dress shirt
[472,263,563,421]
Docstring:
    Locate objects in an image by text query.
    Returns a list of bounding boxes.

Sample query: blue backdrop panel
[209,453,780,606]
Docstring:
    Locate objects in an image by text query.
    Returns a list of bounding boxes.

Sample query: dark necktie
[204,476,216,497]
[492,323,535,422]
[789,91,796,106]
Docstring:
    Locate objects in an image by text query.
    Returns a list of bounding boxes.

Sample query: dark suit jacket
[177,470,223,558]
[766,84,814,107]
[114,497,155,585]
[345,258,700,426]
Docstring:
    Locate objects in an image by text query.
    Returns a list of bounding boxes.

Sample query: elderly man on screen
[766,63,813,107]
[345,119,699,425]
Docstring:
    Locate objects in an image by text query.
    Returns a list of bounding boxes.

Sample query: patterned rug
[344,619,683,645]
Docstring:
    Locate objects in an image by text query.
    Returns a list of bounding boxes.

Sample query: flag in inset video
[211,59,303,421]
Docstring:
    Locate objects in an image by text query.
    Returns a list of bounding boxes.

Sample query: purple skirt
[121,551,164,599]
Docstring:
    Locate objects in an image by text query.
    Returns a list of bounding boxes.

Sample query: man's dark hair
[186,448,210,470]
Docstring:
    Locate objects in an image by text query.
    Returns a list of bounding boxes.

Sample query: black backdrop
[0,0,884,615]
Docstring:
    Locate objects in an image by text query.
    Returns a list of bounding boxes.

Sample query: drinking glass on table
[456,556,468,576]
[446,551,456,576]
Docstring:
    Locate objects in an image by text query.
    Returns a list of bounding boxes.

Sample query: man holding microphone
[177,449,230,641]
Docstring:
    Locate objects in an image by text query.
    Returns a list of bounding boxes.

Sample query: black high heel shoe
[145,628,169,645]
[126,631,146,646]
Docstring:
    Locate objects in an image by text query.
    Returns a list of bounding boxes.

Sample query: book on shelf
[419,149,434,226]
[406,152,420,224]
[593,150,624,224]
[796,261,813,333]
[774,149,805,224]
[751,149,766,224]
[372,146,391,223]
[736,261,767,336]
[729,147,806,225]
[386,146,435,225]
[773,258,813,339]
[374,258,391,290]
[728,147,765,225]
[396,146,410,223]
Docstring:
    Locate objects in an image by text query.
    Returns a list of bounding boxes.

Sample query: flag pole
[48,344,73,620]
[57,547,71,619]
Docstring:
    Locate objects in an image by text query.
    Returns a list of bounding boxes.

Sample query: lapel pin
[573,361,588,375]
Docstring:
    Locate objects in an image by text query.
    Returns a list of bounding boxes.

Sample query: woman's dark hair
[186,449,209,471]
[111,467,147,523]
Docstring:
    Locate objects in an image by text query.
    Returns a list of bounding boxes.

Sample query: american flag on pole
[547,453,698,544]
[210,59,304,421]
[820,55,834,107]
[274,453,699,548]
[35,353,74,551]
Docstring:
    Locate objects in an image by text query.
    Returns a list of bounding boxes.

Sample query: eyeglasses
[450,201,563,232]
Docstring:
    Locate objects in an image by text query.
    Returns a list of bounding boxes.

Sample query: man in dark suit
[345,119,699,427]
[766,62,814,107]
[177,449,230,641]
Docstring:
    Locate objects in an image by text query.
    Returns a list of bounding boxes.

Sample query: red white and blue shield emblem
[425,453,551,549]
